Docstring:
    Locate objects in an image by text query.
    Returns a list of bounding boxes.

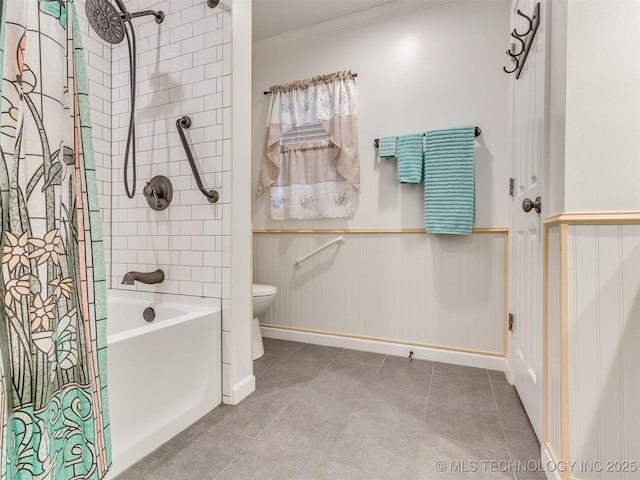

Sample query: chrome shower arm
[128,10,165,24]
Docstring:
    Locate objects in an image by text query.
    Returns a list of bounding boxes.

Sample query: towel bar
[374,126,481,148]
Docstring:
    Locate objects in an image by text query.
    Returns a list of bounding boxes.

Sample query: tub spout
[121,269,165,285]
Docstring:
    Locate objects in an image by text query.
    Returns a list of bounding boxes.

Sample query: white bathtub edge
[108,397,220,479]
[226,374,255,405]
[261,326,507,372]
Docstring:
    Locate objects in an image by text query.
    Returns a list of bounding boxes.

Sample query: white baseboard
[226,374,255,405]
[261,326,507,371]
[541,444,562,480]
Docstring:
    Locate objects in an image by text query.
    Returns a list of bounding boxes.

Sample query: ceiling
[252,0,395,41]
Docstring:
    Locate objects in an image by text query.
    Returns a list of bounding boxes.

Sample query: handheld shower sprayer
[85,0,164,199]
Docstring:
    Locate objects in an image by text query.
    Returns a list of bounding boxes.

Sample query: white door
[508,0,546,441]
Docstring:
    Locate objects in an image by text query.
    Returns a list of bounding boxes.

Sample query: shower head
[86,0,164,44]
[85,0,126,44]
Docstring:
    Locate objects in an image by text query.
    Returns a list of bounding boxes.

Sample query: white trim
[227,375,256,405]
[503,360,515,385]
[261,326,507,371]
[229,0,254,401]
[541,444,563,480]
[253,0,455,50]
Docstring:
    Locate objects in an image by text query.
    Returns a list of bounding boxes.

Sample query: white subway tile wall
[79,0,231,298]
[77,1,113,283]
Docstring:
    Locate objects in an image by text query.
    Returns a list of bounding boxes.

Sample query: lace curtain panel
[257,71,359,220]
[271,142,355,220]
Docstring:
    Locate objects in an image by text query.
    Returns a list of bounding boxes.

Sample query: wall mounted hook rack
[503,2,540,79]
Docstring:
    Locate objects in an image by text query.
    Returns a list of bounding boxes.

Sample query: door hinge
[508,313,514,331]
[509,178,515,197]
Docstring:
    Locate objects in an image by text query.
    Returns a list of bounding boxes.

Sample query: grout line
[412,361,435,479]
[216,342,345,479]
[424,361,436,416]
[213,343,315,480]
[488,374,518,480]
[313,348,346,377]
[312,354,389,480]
[256,340,306,377]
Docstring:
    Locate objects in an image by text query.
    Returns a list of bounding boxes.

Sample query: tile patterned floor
[117,339,546,480]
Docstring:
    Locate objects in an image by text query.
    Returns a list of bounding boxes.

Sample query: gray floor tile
[418,403,513,480]
[253,338,304,378]
[503,421,542,463]
[492,386,544,479]
[417,439,516,480]
[215,405,343,480]
[315,459,380,480]
[322,422,422,480]
[494,385,531,427]
[368,356,432,409]
[488,369,513,390]
[423,408,510,460]
[335,348,386,367]
[292,359,378,425]
[428,375,498,414]
[271,343,343,377]
[513,469,547,480]
[207,368,313,437]
[116,427,251,480]
[378,355,433,380]
[343,390,427,441]
[318,358,380,387]
[434,362,491,384]
[328,380,427,478]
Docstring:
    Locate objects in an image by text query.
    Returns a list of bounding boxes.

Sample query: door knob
[522,196,542,214]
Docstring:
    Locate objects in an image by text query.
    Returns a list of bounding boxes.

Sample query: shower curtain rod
[263,73,358,95]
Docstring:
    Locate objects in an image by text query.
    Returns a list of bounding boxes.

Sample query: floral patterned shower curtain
[0,1,111,478]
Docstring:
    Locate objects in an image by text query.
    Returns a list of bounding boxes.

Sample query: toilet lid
[253,284,277,297]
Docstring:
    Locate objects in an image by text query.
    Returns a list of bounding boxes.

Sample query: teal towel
[397,133,424,184]
[424,126,475,235]
[378,136,397,158]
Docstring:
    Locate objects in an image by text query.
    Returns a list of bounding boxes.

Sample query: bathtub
[105,290,221,478]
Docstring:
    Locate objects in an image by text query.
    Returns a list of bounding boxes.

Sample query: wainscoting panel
[254,232,506,355]
[567,225,640,479]
[546,226,562,462]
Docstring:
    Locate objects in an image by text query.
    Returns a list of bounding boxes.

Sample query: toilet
[252,284,277,360]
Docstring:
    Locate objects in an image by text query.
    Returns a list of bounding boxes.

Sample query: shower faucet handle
[143,175,173,211]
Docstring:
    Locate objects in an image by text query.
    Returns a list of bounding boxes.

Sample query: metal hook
[510,33,526,57]
[514,9,533,37]
[503,54,519,74]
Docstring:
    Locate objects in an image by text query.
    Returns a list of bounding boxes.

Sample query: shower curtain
[0,1,111,479]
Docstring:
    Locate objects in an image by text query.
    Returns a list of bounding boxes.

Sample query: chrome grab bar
[176,116,219,204]
[293,235,346,269]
